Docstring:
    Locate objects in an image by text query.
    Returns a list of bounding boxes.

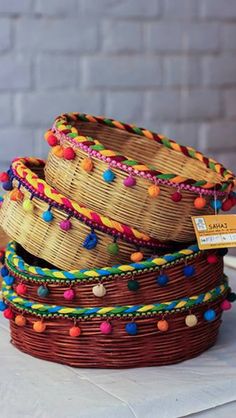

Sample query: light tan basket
[44,113,236,242]
[0,158,170,271]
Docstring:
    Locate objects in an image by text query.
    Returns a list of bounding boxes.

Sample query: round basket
[44,113,236,242]
[4,241,225,308]
[1,276,232,368]
[0,158,170,271]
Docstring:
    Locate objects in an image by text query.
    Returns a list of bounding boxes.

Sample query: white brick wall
[0,0,235,174]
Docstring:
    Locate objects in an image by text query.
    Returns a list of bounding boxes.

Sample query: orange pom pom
[10,189,24,202]
[15,315,26,327]
[148,184,160,198]
[130,251,144,262]
[44,130,52,141]
[157,319,169,332]
[194,196,207,209]
[52,145,64,158]
[33,321,46,333]
[81,157,94,173]
[69,326,81,337]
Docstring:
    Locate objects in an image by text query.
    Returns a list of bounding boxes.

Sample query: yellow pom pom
[52,145,64,158]
[22,198,34,213]
[148,184,160,198]
[81,157,94,173]
[130,252,144,262]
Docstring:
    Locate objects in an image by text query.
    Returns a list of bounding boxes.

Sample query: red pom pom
[0,172,9,182]
[16,283,27,295]
[171,191,182,202]
[207,254,218,264]
[3,308,14,320]
[63,147,76,160]
[0,249,5,262]
[47,134,58,147]
[222,198,233,212]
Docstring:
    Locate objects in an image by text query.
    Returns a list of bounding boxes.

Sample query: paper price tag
[191,214,236,250]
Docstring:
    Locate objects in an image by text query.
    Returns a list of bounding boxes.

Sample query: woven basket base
[9,299,223,368]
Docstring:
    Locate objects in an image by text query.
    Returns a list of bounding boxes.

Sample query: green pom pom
[127,280,140,291]
[107,242,119,255]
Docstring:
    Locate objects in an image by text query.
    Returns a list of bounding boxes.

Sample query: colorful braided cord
[2,279,228,318]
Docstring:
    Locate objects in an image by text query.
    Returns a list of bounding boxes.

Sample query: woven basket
[0,158,170,271]
[1,276,231,368]
[4,241,225,308]
[44,113,236,242]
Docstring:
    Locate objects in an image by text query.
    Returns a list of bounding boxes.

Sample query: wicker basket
[0,158,170,271]
[44,113,236,242]
[1,275,231,368]
[5,241,225,308]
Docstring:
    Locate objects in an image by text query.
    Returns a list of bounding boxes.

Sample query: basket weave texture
[44,113,236,242]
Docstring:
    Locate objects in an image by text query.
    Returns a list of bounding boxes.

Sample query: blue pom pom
[204,309,216,322]
[0,301,7,311]
[183,265,195,277]
[125,322,138,335]
[42,210,53,222]
[4,275,15,286]
[1,266,8,277]
[156,274,169,287]
[210,199,222,211]
[37,285,49,298]
[0,196,4,203]
[2,181,13,191]
[83,232,98,250]
[102,169,115,183]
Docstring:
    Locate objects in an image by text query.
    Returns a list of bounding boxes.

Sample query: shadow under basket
[44,113,236,242]
[9,297,225,368]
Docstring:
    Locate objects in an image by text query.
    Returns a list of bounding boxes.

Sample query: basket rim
[2,278,228,319]
[5,241,201,281]
[52,112,236,194]
[10,157,167,247]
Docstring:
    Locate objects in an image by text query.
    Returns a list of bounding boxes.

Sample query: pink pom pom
[100,321,112,334]
[63,289,75,301]
[63,147,76,160]
[207,254,218,264]
[123,176,136,188]
[221,299,232,311]
[59,219,72,231]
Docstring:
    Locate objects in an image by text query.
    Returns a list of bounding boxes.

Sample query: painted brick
[0,54,31,90]
[35,0,77,16]
[0,0,32,14]
[0,94,12,125]
[36,54,78,89]
[181,89,221,120]
[16,91,102,126]
[147,91,182,122]
[83,57,162,87]
[105,92,144,121]
[199,122,236,150]
[0,19,11,51]
[78,0,160,17]
[0,128,35,162]
[222,25,236,51]
[147,22,220,52]
[200,0,236,19]
[102,21,143,53]
[164,57,201,86]
[203,55,236,86]
[164,0,198,18]
[16,18,98,52]
[224,89,236,118]
[161,123,199,147]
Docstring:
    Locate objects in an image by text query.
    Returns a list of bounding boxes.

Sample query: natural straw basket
[0,158,170,271]
[44,113,236,242]
[4,241,226,308]
[1,276,232,368]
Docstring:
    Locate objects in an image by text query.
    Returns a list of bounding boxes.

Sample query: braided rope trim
[2,280,228,318]
[53,113,236,193]
[5,242,200,283]
[10,157,165,247]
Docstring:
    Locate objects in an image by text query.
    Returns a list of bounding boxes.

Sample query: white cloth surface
[0,266,236,418]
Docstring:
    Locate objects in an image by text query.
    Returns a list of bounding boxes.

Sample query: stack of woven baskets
[0,112,235,368]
